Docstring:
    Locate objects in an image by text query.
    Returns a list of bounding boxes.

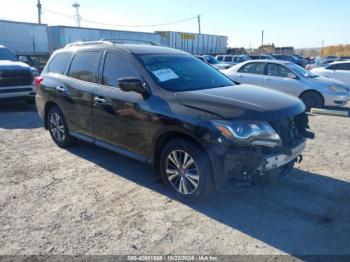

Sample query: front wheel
[159,139,214,202]
[300,91,324,110]
[47,106,75,147]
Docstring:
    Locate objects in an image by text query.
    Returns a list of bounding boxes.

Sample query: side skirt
[70,131,151,164]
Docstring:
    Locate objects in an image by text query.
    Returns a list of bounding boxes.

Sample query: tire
[47,106,75,147]
[159,139,215,202]
[300,91,324,110]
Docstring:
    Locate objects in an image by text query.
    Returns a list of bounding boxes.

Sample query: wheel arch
[151,128,208,173]
[299,89,325,106]
[43,101,59,129]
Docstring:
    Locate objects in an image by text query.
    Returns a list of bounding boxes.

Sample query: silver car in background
[216,54,251,65]
[222,60,350,108]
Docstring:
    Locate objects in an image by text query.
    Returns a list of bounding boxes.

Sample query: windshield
[0,48,18,61]
[203,55,219,64]
[286,63,317,78]
[138,54,234,92]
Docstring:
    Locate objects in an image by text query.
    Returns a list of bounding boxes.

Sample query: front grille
[0,70,33,87]
[270,113,308,147]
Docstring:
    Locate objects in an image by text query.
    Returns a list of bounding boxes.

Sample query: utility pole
[72,2,81,27]
[197,14,201,34]
[261,29,264,47]
[37,0,42,24]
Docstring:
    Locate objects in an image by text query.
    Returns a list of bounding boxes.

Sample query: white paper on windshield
[152,68,179,82]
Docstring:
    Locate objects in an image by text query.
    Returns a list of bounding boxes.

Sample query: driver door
[264,63,302,96]
[92,51,151,157]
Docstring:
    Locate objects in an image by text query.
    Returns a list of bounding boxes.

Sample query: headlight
[30,67,39,77]
[328,85,347,93]
[211,120,282,148]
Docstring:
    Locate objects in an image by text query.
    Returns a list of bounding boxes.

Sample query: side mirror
[287,72,297,79]
[117,77,150,97]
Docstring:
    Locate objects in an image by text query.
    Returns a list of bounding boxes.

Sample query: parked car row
[216,54,308,68]
[222,60,350,108]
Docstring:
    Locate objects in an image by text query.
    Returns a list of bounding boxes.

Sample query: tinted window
[138,54,233,92]
[102,53,140,87]
[336,63,350,71]
[267,64,293,78]
[239,63,265,75]
[327,64,338,70]
[224,56,232,62]
[217,56,223,61]
[68,51,100,82]
[47,52,72,74]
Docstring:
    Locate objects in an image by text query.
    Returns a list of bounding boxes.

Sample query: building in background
[48,25,162,52]
[0,20,50,69]
[0,20,229,69]
[157,31,227,55]
[275,46,294,55]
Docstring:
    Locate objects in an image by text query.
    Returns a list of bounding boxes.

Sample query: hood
[311,75,346,85]
[0,60,31,70]
[176,84,306,121]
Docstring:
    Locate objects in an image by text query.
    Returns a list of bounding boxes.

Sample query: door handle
[94,96,106,104]
[56,86,66,93]
[265,77,271,81]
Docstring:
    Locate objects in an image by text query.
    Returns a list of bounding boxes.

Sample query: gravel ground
[0,101,349,256]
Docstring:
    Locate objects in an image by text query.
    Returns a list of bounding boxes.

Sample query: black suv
[35,41,313,201]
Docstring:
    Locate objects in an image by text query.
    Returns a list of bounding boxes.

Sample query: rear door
[92,51,151,157]
[264,63,301,95]
[235,62,266,85]
[56,50,102,137]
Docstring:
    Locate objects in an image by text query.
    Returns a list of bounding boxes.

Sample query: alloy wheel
[165,150,200,195]
[49,112,65,142]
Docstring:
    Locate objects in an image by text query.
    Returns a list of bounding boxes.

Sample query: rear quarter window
[47,52,72,75]
[68,51,101,83]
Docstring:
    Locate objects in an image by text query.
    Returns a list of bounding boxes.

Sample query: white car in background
[222,60,350,108]
[311,60,350,86]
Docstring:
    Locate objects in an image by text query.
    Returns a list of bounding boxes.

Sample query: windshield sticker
[152,68,179,82]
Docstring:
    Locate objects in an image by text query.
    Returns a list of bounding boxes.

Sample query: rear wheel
[47,106,75,147]
[300,91,324,109]
[159,139,214,202]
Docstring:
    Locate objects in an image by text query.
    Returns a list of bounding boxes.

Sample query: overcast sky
[1,0,349,48]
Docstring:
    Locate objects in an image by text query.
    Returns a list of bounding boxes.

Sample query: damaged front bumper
[210,139,307,191]
[263,140,306,171]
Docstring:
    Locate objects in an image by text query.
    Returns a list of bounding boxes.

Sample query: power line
[43,8,198,28]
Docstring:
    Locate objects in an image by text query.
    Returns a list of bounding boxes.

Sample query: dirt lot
[0,101,349,256]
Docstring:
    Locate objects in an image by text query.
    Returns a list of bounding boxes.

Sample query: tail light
[34,76,44,88]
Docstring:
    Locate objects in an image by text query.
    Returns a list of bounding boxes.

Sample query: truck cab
[0,45,38,102]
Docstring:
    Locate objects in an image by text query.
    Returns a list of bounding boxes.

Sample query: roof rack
[65,40,112,48]
[65,39,159,48]
[100,38,159,46]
